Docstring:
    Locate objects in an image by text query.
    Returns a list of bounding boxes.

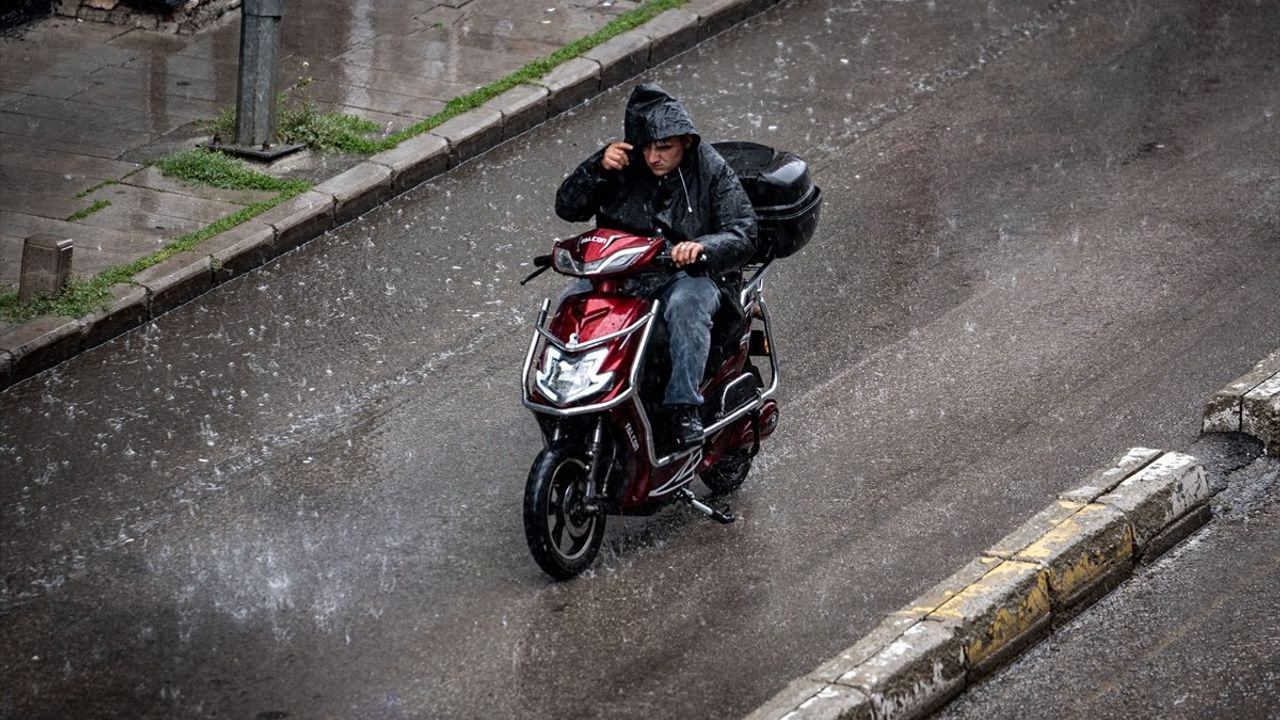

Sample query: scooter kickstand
[676,488,736,524]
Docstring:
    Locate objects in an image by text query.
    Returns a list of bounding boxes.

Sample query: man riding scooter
[554,83,758,450]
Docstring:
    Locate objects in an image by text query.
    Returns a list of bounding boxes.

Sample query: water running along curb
[0,0,780,391]
[745,448,1211,720]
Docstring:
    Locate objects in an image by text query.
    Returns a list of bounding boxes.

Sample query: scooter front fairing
[522,292,656,415]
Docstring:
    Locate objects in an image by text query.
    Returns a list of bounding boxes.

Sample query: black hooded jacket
[555,84,757,279]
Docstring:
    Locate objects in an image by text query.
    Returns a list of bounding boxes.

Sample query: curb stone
[369,132,450,196]
[81,283,148,350]
[257,190,337,255]
[834,620,966,720]
[1242,374,1280,456]
[0,0,784,391]
[688,0,751,40]
[928,561,1050,676]
[746,448,1212,720]
[534,57,602,117]
[1008,503,1134,624]
[1095,451,1207,551]
[812,615,923,684]
[584,30,653,91]
[1058,446,1163,504]
[202,222,276,283]
[1202,349,1280,454]
[641,8,702,64]
[312,162,394,225]
[482,84,551,141]
[0,315,85,384]
[428,107,506,168]
[744,679,873,720]
[134,251,214,317]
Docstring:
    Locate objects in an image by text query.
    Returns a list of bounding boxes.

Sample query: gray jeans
[558,272,720,406]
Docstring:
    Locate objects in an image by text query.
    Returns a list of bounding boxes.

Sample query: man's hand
[601,142,633,171]
[671,241,705,268]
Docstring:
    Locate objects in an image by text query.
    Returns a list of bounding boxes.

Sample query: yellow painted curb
[929,560,1051,670]
[1014,503,1134,609]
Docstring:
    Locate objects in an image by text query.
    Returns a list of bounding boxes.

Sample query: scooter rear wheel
[701,449,753,495]
[523,442,606,580]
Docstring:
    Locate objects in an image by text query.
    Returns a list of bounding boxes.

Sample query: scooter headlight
[552,247,580,275]
[535,346,614,404]
[552,246,649,276]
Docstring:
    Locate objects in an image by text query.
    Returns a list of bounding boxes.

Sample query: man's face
[643,136,688,177]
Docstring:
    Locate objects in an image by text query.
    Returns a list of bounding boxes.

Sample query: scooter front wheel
[523,442,606,580]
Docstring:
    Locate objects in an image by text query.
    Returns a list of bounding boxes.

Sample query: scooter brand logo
[624,422,640,451]
[579,233,622,251]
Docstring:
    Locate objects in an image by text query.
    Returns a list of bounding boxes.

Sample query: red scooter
[520,142,821,579]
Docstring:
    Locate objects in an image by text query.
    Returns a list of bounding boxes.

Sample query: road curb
[0,0,784,392]
[1202,349,1280,456]
[744,448,1212,720]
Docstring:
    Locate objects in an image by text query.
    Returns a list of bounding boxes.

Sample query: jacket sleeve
[696,163,758,274]
[555,147,614,223]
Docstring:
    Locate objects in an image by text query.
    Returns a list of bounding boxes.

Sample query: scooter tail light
[759,400,780,439]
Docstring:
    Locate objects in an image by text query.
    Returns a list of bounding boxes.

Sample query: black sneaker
[671,405,704,450]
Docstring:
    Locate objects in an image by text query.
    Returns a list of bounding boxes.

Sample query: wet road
[3,0,1279,718]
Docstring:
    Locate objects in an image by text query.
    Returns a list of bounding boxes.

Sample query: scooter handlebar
[655,250,709,270]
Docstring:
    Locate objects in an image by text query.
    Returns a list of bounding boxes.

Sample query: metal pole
[234,0,287,149]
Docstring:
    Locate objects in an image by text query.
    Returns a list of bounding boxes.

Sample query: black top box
[713,141,822,262]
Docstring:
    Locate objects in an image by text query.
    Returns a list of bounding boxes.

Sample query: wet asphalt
[2,0,1279,718]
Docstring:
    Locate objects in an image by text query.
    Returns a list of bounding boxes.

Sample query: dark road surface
[3,1,1279,718]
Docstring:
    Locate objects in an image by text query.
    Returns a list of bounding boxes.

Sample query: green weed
[277,101,383,153]
[74,179,117,199]
[65,199,111,222]
[154,148,310,193]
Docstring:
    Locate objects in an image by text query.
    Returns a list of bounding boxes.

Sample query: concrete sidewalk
[0,0,767,389]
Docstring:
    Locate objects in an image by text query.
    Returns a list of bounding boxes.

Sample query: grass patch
[201,99,384,154]
[154,148,310,193]
[200,105,235,139]
[66,199,111,222]
[278,102,382,153]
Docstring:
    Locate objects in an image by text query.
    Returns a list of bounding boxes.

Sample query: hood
[623,83,702,149]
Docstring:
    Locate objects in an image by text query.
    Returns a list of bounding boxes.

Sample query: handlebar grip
[533,254,553,268]
[657,252,710,270]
